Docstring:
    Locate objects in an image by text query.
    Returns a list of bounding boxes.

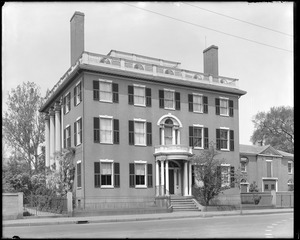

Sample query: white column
[61,98,64,150]
[166,160,169,195]
[161,160,165,196]
[184,161,188,196]
[177,130,180,145]
[172,128,176,145]
[49,108,55,169]
[156,160,160,196]
[188,162,192,196]
[45,114,50,167]
[161,127,165,145]
[54,102,61,171]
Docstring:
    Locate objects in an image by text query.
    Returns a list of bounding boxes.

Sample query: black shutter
[192,165,195,186]
[129,163,135,188]
[216,166,222,188]
[203,96,208,113]
[159,90,164,108]
[230,166,235,188]
[74,86,77,106]
[229,100,234,117]
[93,80,99,100]
[94,162,100,188]
[204,127,209,149]
[146,122,152,146]
[230,130,234,151]
[114,162,120,188]
[189,126,194,147]
[63,96,66,114]
[129,120,134,145]
[175,92,180,110]
[216,129,221,150]
[146,88,152,107]
[63,128,66,148]
[67,126,71,147]
[113,119,119,144]
[79,82,82,102]
[79,118,82,144]
[128,85,134,105]
[215,98,220,115]
[188,94,193,112]
[94,117,100,143]
[112,83,119,103]
[68,93,71,112]
[74,121,77,146]
[147,164,153,188]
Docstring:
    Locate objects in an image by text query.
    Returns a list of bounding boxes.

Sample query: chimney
[203,45,218,77]
[70,11,85,66]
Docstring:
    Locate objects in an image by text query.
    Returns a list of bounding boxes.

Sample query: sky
[2,2,293,147]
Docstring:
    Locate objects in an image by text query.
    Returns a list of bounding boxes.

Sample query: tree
[3,82,45,175]
[251,106,294,153]
[190,143,228,207]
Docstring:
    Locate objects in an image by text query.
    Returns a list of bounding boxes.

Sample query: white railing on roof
[45,51,239,102]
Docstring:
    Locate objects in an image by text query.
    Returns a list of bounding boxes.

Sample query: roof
[240,144,294,159]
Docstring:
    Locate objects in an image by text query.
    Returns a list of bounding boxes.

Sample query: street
[3,213,293,238]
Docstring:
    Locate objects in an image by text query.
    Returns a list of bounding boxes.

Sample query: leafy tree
[3,82,45,175]
[190,143,228,207]
[251,106,294,153]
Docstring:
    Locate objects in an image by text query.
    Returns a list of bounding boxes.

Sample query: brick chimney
[70,11,85,66]
[203,45,218,77]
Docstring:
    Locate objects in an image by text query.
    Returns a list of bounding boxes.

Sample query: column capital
[49,108,55,116]
[54,101,61,112]
[45,113,50,121]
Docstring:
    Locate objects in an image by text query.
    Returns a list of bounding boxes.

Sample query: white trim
[288,161,293,174]
[134,161,147,188]
[220,126,229,130]
[76,80,81,86]
[219,96,229,100]
[134,118,146,122]
[65,124,70,128]
[164,88,175,92]
[99,160,114,188]
[76,116,82,121]
[77,160,82,164]
[64,91,70,97]
[157,113,183,127]
[100,159,114,163]
[99,115,113,119]
[99,79,112,83]
[133,83,146,88]
[219,128,230,151]
[134,160,147,164]
[193,93,203,96]
[99,117,113,144]
[134,120,146,146]
[221,163,231,166]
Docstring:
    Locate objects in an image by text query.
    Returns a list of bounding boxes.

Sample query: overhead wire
[182,2,293,37]
[122,3,293,53]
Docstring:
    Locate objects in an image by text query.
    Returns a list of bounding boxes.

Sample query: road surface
[3,213,293,238]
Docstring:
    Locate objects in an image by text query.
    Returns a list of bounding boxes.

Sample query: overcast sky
[2,2,293,146]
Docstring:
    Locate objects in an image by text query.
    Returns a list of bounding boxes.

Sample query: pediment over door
[260,146,282,157]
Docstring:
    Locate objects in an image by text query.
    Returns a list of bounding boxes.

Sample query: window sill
[99,100,113,103]
[134,144,147,147]
[288,172,293,175]
[220,149,230,152]
[100,142,113,145]
[134,104,146,107]
[75,101,81,107]
[76,143,82,147]
[77,187,82,190]
[135,185,147,189]
[164,107,175,111]
[193,111,204,114]
[194,147,204,150]
[220,114,229,117]
[101,186,114,189]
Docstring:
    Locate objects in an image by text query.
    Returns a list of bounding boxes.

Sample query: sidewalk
[3,208,293,228]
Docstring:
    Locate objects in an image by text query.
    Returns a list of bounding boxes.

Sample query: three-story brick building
[40,12,247,209]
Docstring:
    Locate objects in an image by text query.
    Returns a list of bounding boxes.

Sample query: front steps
[170,195,200,211]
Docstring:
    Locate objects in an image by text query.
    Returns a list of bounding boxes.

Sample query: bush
[23,211,32,216]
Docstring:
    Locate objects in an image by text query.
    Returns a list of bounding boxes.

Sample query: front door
[169,169,174,194]
[263,180,276,192]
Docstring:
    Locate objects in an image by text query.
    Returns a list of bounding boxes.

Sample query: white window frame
[266,159,273,178]
[240,161,247,173]
[75,81,81,106]
[134,160,147,188]
[219,97,229,116]
[100,159,114,188]
[99,79,113,103]
[76,160,82,189]
[65,124,71,148]
[64,92,71,114]
[220,127,230,151]
[134,118,146,146]
[288,161,293,174]
[133,84,146,107]
[193,124,204,149]
[164,89,175,110]
[193,93,203,113]
[99,115,113,144]
[220,163,230,187]
[75,117,82,146]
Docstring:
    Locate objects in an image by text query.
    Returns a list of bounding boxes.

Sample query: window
[287,179,294,191]
[74,118,82,146]
[241,162,247,172]
[129,162,153,188]
[100,80,112,102]
[93,80,119,103]
[159,89,180,110]
[93,117,119,144]
[215,98,233,117]
[188,94,208,113]
[216,128,234,151]
[128,85,151,107]
[288,161,293,174]
[189,126,209,149]
[221,165,230,187]
[63,92,71,114]
[64,125,71,148]
[129,120,152,146]
[266,160,272,177]
[264,184,269,190]
[74,81,82,106]
[77,161,81,188]
[94,161,120,188]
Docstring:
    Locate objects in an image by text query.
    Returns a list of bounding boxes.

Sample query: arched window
[157,114,182,146]
[100,58,111,64]
[165,69,174,75]
[134,64,144,70]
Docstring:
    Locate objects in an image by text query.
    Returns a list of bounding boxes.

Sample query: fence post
[67,192,73,217]
[271,190,276,207]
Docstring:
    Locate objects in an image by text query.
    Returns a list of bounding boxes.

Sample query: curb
[3,209,293,228]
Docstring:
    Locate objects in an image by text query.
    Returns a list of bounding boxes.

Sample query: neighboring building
[239,144,294,193]
[39,12,246,208]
